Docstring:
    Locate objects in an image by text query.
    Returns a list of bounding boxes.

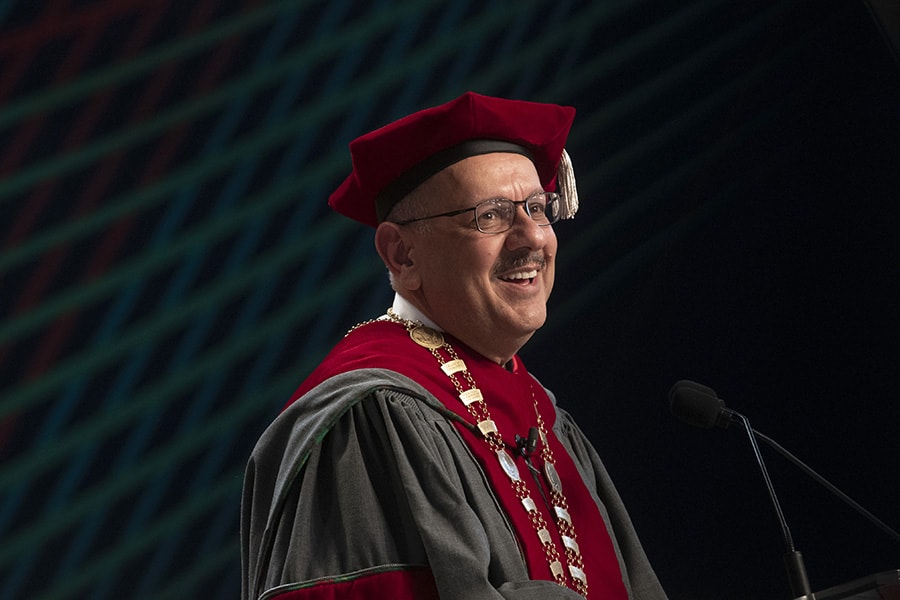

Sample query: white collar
[390,293,442,331]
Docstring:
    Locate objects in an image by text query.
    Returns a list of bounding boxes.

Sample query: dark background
[1,1,898,598]
[535,2,900,596]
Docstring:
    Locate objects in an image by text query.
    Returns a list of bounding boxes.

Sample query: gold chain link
[378,308,588,597]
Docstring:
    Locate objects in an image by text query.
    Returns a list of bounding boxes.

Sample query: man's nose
[506,204,547,249]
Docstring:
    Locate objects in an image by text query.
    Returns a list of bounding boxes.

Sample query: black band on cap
[376,139,534,222]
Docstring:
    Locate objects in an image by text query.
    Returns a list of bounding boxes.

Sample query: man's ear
[374,222,420,290]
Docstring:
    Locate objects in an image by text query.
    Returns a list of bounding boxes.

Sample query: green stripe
[155,543,239,600]
[0,108,347,274]
[560,10,832,266]
[0,0,446,204]
[0,264,385,566]
[467,0,672,95]
[0,217,372,417]
[0,0,322,130]
[0,158,346,345]
[31,467,243,600]
[0,254,383,485]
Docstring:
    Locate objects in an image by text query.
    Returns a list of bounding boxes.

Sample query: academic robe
[241,321,667,600]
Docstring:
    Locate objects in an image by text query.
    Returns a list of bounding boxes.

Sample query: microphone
[670,380,900,598]
[670,379,812,598]
[516,426,540,457]
[669,379,736,429]
[670,380,900,545]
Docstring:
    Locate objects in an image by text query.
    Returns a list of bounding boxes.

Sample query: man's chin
[511,310,548,339]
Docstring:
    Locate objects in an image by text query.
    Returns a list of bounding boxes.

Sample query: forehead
[432,153,542,207]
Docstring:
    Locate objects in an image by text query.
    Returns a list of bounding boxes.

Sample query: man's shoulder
[288,321,413,401]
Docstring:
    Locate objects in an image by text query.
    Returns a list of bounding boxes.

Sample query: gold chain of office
[370,308,589,597]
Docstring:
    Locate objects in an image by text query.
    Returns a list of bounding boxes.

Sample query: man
[241,92,667,600]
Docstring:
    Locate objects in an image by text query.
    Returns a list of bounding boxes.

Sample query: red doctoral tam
[328,91,577,228]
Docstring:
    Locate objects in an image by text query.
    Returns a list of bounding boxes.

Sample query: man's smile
[498,269,539,283]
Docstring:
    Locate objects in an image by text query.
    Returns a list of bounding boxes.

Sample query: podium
[805,570,900,600]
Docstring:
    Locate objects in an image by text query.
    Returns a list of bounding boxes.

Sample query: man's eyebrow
[479,189,547,202]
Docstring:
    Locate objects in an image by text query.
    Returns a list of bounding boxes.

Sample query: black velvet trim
[376,139,533,222]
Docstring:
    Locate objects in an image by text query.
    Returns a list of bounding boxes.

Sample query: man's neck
[391,293,442,331]
[390,293,526,365]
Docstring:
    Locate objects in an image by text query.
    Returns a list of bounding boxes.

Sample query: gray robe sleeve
[242,369,666,600]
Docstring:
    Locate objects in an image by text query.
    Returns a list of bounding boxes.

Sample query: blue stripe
[104,1,400,589]
[0,0,14,25]
[34,6,315,593]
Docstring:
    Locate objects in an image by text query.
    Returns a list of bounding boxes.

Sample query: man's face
[400,152,557,363]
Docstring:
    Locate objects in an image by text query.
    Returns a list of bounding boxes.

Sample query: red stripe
[0,0,157,56]
[0,18,105,200]
[0,1,211,450]
[0,10,167,242]
[0,0,70,102]
[267,567,438,600]
[7,1,248,385]
[0,1,151,173]
[0,6,171,351]
[0,21,114,255]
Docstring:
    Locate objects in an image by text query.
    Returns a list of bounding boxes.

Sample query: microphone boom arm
[751,427,900,545]
[670,379,900,599]
[733,412,813,598]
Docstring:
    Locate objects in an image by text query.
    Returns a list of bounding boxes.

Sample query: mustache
[493,251,547,274]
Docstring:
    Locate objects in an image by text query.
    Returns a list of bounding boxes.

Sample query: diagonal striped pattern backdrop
[2,1,897,599]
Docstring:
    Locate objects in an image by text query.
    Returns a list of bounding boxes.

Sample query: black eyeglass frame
[393,191,561,233]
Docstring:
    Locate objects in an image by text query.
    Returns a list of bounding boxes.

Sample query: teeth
[503,270,538,281]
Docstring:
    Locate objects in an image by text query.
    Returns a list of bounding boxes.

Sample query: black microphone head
[669,380,728,429]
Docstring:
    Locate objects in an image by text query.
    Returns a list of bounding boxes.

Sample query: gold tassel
[557,148,579,219]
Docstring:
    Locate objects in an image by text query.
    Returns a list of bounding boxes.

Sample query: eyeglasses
[394,192,561,233]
